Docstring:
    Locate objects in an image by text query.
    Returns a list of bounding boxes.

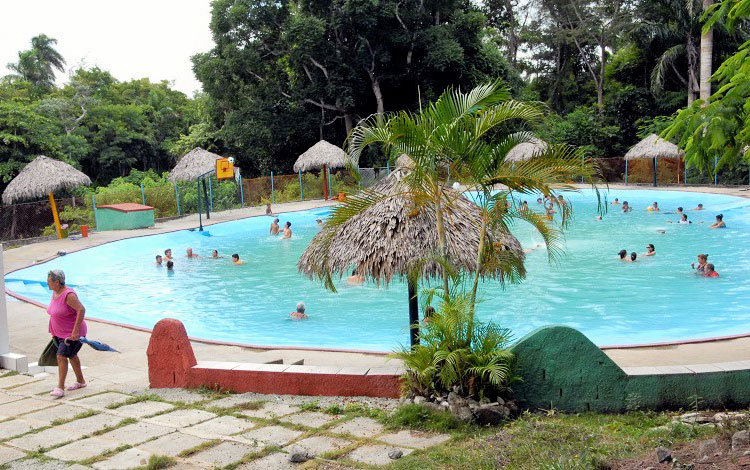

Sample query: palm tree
[6,34,65,88]
[346,81,601,342]
[31,34,66,82]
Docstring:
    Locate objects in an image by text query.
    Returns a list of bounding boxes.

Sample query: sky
[1,0,215,96]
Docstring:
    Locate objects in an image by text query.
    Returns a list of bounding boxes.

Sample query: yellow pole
[48,192,63,239]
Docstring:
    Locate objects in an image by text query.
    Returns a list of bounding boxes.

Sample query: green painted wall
[510,326,750,412]
[96,208,154,231]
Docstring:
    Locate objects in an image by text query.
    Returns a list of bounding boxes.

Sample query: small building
[95,203,155,231]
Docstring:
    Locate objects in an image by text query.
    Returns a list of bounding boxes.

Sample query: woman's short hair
[706,263,715,271]
[296,302,306,313]
[47,270,65,285]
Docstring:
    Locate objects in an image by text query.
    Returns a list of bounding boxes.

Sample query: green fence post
[298,170,303,201]
[386,161,390,174]
[174,183,181,216]
[625,160,628,185]
[140,183,146,205]
[328,167,333,196]
[271,171,275,204]
[92,194,98,229]
[208,177,213,211]
[239,170,244,207]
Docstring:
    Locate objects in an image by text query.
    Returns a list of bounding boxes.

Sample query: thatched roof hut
[2,155,91,204]
[624,134,684,160]
[395,154,415,170]
[298,168,524,285]
[293,140,348,172]
[169,147,224,182]
[506,137,549,162]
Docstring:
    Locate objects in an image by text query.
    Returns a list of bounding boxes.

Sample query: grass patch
[90,417,137,437]
[382,404,468,434]
[177,438,222,457]
[0,371,19,378]
[236,400,265,411]
[134,455,176,469]
[50,409,100,426]
[191,385,232,400]
[298,401,320,412]
[106,393,164,409]
[225,445,282,470]
[79,444,131,465]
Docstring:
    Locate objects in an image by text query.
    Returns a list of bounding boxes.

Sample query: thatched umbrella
[624,134,684,186]
[168,147,224,182]
[506,137,549,162]
[293,140,348,200]
[298,167,524,346]
[1,155,91,239]
[395,154,415,170]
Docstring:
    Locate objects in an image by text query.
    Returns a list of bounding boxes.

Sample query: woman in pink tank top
[46,269,87,398]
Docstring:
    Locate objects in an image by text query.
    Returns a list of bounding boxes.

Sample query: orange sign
[216,158,234,180]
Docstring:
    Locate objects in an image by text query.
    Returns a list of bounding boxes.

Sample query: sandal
[65,382,87,391]
[49,387,64,398]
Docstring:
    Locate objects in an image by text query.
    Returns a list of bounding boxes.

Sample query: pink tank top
[47,287,87,338]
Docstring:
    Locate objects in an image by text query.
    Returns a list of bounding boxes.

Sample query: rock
[447,392,460,405]
[656,447,672,463]
[388,449,403,460]
[288,446,311,463]
[496,397,505,406]
[466,398,479,408]
[473,405,505,426]
[422,402,443,413]
[743,450,750,456]
[452,405,474,422]
[479,396,491,405]
[500,406,511,418]
[698,438,718,457]
[680,412,699,420]
[413,396,427,405]
[732,430,750,450]
[452,385,461,394]
[440,401,449,409]
[507,401,518,415]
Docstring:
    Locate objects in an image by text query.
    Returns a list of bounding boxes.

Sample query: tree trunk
[597,44,606,113]
[343,113,353,136]
[467,210,488,344]
[504,0,519,67]
[699,0,714,103]
[370,74,385,116]
[433,188,450,300]
[687,36,699,105]
[408,280,420,347]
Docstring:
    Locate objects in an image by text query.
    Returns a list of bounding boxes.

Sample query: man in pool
[710,214,726,229]
[282,221,292,239]
[155,255,163,266]
[164,249,173,261]
[211,250,222,258]
[630,252,638,262]
[675,207,684,214]
[691,203,704,210]
[611,198,620,205]
[622,201,632,212]
[270,218,280,235]
[536,197,543,205]
[618,249,629,261]
[643,244,655,256]
[648,201,660,211]
[703,263,719,277]
[347,270,365,285]
[166,261,174,271]
[186,247,200,258]
[290,301,308,319]
[231,253,245,265]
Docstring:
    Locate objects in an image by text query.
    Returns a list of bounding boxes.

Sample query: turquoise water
[6,189,750,351]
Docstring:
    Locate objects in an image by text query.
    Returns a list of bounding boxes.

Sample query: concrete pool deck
[2,187,749,385]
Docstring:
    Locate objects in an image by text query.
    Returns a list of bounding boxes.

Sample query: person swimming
[678,214,691,224]
[536,197,543,205]
[347,270,365,286]
[282,221,292,239]
[290,301,308,319]
[630,252,637,262]
[710,214,726,229]
[692,253,708,272]
[155,255,163,266]
[232,253,245,265]
[164,248,173,261]
[186,247,200,258]
[622,201,632,212]
[520,201,529,212]
[703,263,719,277]
[166,260,174,271]
[648,201,660,212]
[316,219,323,228]
[611,198,620,205]
[675,207,684,214]
[270,218,280,235]
[618,249,628,261]
[423,305,436,324]
[691,203,704,210]
[211,250,222,259]
[643,244,655,256]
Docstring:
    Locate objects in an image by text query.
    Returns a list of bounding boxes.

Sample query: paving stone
[3,379,57,396]
[289,435,352,455]
[346,444,413,466]
[92,447,154,469]
[72,392,133,409]
[279,411,342,428]
[189,440,256,467]
[137,388,207,404]
[145,408,216,428]
[240,425,304,447]
[0,418,38,439]
[46,436,120,461]
[5,457,72,470]
[240,402,299,419]
[377,429,451,449]
[137,432,209,457]
[0,397,56,418]
[238,452,298,469]
[7,413,115,450]
[0,445,25,464]
[99,421,173,446]
[112,400,174,418]
[17,404,83,425]
[184,415,256,437]
[0,375,42,389]
[329,417,385,438]
[0,392,22,404]
[206,393,264,409]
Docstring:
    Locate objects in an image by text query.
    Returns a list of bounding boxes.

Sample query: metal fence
[600,157,750,186]
[0,197,87,243]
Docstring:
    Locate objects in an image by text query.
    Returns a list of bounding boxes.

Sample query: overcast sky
[1,0,215,96]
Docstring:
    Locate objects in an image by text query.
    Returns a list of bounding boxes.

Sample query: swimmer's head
[155,255,162,263]
[647,244,654,252]
[623,201,629,205]
[705,263,715,272]
[677,207,683,212]
[166,261,174,270]
[296,301,306,313]
[187,247,193,256]
[618,249,627,259]
[274,218,279,223]
[716,214,723,221]
[165,248,172,257]
[317,219,322,224]
[614,198,619,202]
[285,221,291,228]
[681,214,688,221]
[698,203,703,208]
[653,201,658,207]
[596,215,602,220]
[212,250,218,257]
[232,253,239,262]
[698,253,708,262]
[424,306,436,317]
[630,252,637,261]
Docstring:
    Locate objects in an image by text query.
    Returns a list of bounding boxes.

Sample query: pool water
[6,189,750,351]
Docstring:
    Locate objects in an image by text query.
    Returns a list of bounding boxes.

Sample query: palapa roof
[2,155,91,204]
[506,137,549,162]
[293,140,349,172]
[169,147,223,182]
[395,154,415,169]
[298,167,524,285]
[624,134,684,160]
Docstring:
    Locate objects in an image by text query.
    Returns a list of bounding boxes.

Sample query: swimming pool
[6,189,750,351]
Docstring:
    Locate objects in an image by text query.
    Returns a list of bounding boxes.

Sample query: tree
[6,34,66,89]
[700,0,715,102]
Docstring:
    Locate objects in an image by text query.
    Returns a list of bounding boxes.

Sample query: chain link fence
[599,157,750,186]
